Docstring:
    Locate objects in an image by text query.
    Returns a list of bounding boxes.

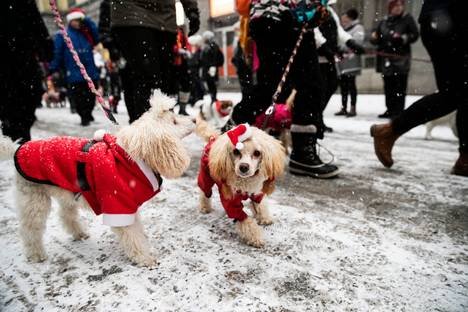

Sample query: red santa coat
[14,134,161,227]
[197,137,264,222]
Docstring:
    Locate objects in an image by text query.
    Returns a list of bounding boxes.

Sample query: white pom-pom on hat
[93,129,107,141]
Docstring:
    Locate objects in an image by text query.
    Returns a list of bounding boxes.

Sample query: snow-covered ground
[0,93,467,311]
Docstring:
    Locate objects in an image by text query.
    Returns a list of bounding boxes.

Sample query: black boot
[178,91,190,115]
[289,131,339,178]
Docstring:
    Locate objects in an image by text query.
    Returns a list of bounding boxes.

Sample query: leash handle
[262,24,308,130]
[49,0,118,125]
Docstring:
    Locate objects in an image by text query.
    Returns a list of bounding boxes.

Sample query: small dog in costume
[0,90,195,268]
[195,98,234,129]
[196,118,285,247]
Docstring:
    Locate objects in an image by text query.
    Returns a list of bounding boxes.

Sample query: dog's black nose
[239,163,250,173]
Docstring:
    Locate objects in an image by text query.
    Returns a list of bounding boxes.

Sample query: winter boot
[451,151,468,177]
[289,125,340,178]
[370,123,400,168]
[335,108,347,116]
[347,106,356,117]
[178,92,190,116]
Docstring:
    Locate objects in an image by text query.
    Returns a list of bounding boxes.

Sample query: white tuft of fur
[93,129,107,141]
[0,135,17,161]
[149,89,176,115]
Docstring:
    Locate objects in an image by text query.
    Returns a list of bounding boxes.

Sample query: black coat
[371,13,419,75]
[0,0,52,87]
[201,41,224,79]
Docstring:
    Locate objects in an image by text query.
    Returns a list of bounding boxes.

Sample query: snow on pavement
[0,94,467,311]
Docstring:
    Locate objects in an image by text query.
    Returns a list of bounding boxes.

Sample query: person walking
[336,8,365,117]
[371,0,468,177]
[201,31,224,103]
[49,8,100,126]
[99,0,200,123]
[370,0,419,119]
[0,0,53,142]
[187,35,205,105]
[224,0,341,178]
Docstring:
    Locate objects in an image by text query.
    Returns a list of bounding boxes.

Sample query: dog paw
[27,251,47,263]
[257,217,273,226]
[245,237,265,248]
[133,254,158,269]
[199,205,213,214]
[72,232,90,241]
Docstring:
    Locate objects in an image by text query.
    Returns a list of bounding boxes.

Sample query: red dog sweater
[197,137,264,222]
[14,133,161,227]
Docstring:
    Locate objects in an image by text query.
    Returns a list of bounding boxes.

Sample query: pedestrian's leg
[394,74,408,116]
[348,75,357,117]
[381,75,393,117]
[337,75,349,115]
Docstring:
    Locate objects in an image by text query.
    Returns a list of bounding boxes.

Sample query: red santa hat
[227,124,252,150]
[66,8,85,24]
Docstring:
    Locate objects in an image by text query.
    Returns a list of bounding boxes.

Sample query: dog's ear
[117,122,190,179]
[254,128,286,179]
[262,179,276,195]
[208,134,235,184]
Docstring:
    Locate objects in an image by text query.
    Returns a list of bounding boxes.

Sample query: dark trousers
[231,19,323,134]
[340,74,357,108]
[0,81,40,143]
[383,73,408,116]
[392,7,468,152]
[205,75,218,103]
[112,27,176,123]
[69,82,96,124]
[319,62,338,112]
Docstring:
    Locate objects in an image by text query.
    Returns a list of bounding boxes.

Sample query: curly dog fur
[0,90,195,268]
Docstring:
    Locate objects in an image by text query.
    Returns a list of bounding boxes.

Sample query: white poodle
[0,90,194,268]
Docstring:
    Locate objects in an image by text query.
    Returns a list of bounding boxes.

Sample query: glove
[187,9,200,36]
[208,66,217,77]
[318,43,336,63]
[346,39,366,55]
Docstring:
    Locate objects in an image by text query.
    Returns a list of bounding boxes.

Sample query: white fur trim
[93,129,107,141]
[66,11,85,23]
[134,158,160,191]
[103,213,136,227]
[237,124,252,143]
[236,142,244,150]
[149,89,176,114]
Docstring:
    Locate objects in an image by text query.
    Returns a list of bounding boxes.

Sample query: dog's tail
[0,134,17,161]
[195,115,220,142]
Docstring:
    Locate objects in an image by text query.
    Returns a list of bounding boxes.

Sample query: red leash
[49,0,118,125]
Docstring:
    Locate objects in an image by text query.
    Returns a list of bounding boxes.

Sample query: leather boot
[289,128,339,178]
[452,151,468,177]
[347,105,356,117]
[370,123,400,168]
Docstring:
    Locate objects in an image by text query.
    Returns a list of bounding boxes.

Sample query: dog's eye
[173,118,177,125]
[253,150,261,158]
[233,149,241,157]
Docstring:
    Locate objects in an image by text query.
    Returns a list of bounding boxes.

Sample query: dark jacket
[49,18,100,84]
[201,41,224,79]
[110,0,198,33]
[371,13,419,75]
[0,0,53,93]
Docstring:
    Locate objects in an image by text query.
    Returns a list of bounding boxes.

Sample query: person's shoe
[334,108,347,116]
[370,123,400,168]
[89,115,95,122]
[178,103,189,116]
[81,120,90,127]
[324,125,333,133]
[451,152,468,177]
[289,131,339,179]
[347,106,356,117]
[378,111,392,118]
